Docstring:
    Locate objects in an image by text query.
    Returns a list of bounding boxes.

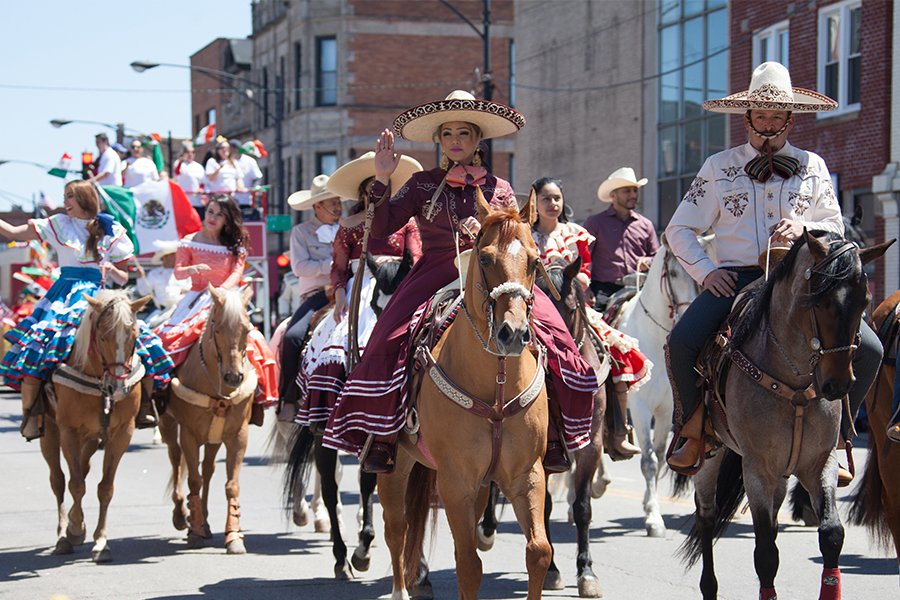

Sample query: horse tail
[671,471,693,498]
[848,435,893,552]
[789,481,816,525]
[282,424,315,519]
[403,462,438,589]
[678,449,745,568]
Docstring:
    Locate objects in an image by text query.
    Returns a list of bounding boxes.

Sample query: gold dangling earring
[472,150,482,168]
[440,154,450,170]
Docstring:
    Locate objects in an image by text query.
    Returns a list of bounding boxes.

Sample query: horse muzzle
[818,376,853,402]
[494,321,531,356]
[223,371,245,388]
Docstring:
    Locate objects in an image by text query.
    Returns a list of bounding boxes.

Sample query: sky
[0,0,253,211]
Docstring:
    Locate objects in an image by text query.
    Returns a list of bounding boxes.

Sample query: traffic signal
[81,152,93,180]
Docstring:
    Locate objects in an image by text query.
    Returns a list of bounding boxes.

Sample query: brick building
[249,0,514,224]
[190,38,255,160]
[728,0,895,302]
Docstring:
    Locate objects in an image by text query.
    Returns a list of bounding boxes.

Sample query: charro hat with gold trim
[393,90,525,142]
[703,61,838,114]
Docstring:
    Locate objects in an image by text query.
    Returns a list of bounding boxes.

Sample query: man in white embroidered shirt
[663,62,881,483]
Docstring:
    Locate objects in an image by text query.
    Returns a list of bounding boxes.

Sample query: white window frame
[752,20,790,69]
[817,0,862,118]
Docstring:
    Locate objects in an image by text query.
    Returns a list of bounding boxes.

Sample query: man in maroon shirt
[584,167,660,303]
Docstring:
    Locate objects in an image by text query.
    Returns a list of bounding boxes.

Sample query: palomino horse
[476,256,608,597]
[379,192,552,600]
[679,231,890,600]
[158,283,256,554]
[612,234,711,537]
[283,251,415,579]
[849,290,900,579]
[40,290,150,562]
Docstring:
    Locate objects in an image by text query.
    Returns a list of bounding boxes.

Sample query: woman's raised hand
[374,129,402,184]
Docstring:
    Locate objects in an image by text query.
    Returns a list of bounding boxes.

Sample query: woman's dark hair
[352,176,378,214]
[207,194,251,257]
[65,180,104,262]
[531,177,568,226]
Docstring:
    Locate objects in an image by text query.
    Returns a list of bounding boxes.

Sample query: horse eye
[479,254,490,267]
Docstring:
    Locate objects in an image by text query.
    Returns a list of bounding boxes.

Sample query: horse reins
[639,249,691,332]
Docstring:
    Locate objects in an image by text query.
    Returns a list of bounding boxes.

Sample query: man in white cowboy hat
[136,247,191,317]
[584,167,660,303]
[278,175,343,420]
[664,61,882,481]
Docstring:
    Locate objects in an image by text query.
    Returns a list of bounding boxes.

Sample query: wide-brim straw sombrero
[288,174,340,211]
[326,152,423,200]
[151,246,179,264]
[393,90,525,143]
[703,61,837,114]
[597,167,648,202]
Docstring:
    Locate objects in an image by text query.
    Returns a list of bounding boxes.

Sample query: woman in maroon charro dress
[296,152,422,426]
[324,90,598,474]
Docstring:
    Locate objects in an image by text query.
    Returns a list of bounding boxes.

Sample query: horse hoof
[186,533,204,549]
[543,570,565,590]
[203,523,213,539]
[294,504,310,528]
[91,545,112,563]
[334,562,353,580]
[410,582,434,600]
[173,509,188,531]
[476,527,494,552]
[646,522,666,538]
[577,574,603,598]
[226,539,247,555]
[315,518,331,534]
[53,537,74,555]
[350,547,371,572]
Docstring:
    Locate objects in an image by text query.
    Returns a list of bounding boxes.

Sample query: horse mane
[731,230,854,349]
[477,206,524,250]
[70,289,135,371]
[217,287,248,329]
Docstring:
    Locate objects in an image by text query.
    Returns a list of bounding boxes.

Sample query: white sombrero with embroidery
[393,90,525,143]
[288,174,340,211]
[326,152,423,200]
[703,61,838,114]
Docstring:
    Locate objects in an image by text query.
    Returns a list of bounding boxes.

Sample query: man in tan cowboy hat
[585,167,660,303]
[279,175,343,421]
[664,62,881,483]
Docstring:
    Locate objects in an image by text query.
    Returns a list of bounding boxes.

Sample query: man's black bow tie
[744,153,800,183]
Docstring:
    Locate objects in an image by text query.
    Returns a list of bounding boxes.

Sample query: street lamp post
[49,119,146,145]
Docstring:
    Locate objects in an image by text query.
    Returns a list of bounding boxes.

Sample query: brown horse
[40,289,150,562]
[849,290,900,578]
[379,191,552,600]
[680,231,890,600]
[159,283,255,554]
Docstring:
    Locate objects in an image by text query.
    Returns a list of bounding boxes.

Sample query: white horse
[612,234,713,537]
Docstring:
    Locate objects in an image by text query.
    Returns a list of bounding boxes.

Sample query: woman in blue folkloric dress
[0,180,173,440]
[324,91,598,474]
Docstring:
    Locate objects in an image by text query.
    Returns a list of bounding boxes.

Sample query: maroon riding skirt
[323,247,598,455]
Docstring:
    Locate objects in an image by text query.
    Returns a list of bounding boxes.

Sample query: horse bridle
[639,248,693,332]
[460,237,536,356]
[88,299,137,392]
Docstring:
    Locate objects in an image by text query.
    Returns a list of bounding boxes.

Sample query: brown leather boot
[607,390,640,460]
[837,465,853,487]
[543,425,570,473]
[135,377,158,429]
[20,377,43,441]
[361,441,395,474]
[667,406,705,470]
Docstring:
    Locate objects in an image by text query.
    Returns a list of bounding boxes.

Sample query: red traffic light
[81,152,93,164]
[276,254,290,267]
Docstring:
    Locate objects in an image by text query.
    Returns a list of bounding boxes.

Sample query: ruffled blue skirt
[0,267,173,390]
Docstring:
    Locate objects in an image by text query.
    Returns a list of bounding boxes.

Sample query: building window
[316,152,337,177]
[294,42,302,110]
[194,114,200,137]
[316,37,337,107]
[657,0,727,227]
[509,41,516,107]
[206,108,216,127]
[753,20,789,69]
[262,67,269,128]
[818,0,861,116]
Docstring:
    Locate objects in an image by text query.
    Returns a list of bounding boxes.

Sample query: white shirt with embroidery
[665,142,844,285]
[29,214,134,267]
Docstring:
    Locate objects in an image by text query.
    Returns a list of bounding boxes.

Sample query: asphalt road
[0,389,897,600]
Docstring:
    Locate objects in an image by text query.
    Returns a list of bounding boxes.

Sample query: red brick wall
[191,39,228,155]
[727,0,890,189]
[350,0,513,22]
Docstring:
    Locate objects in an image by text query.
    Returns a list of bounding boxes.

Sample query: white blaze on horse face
[506,238,522,257]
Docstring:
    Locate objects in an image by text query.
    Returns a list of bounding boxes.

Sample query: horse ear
[804,229,829,263]
[208,281,223,305]
[366,253,378,277]
[518,188,537,226]
[852,204,864,228]
[564,256,582,282]
[131,294,152,314]
[83,292,103,313]
[240,284,254,308]
[475,185,492,223]
[859,238,896,266]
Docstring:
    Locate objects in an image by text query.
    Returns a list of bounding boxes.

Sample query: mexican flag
[98,180,203,255]
[48,154,72,178]
[194,123,215,146]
